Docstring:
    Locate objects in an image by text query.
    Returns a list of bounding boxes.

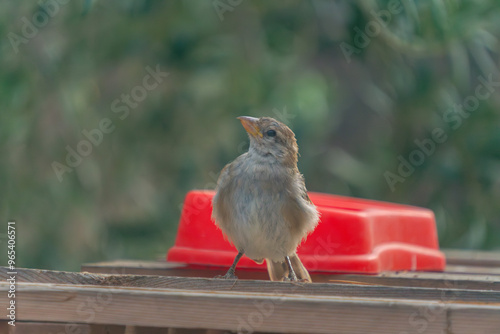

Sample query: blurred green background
[1,0,500,271]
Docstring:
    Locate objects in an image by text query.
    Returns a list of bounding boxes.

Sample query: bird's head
[237,116,298,167]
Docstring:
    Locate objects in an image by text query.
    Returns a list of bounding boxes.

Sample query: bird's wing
[298,173,313,204]
[303,190,313,204]
[215,153,247,191]
[281,172,318,234]
[212,154,247,231]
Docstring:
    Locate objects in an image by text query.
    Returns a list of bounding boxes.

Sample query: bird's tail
[266,253,312,282]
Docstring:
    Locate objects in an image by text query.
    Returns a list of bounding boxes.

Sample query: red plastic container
[167,190,445,274]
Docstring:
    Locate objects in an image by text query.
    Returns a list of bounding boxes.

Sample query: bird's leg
[216,251,244,279]
[284,255,298,281]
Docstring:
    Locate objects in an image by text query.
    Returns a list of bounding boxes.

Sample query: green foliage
[1,0,499,270]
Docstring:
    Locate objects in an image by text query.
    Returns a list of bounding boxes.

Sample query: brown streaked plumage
[212,116,319,282]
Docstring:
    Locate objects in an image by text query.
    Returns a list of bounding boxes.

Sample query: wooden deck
[0,249,499,334]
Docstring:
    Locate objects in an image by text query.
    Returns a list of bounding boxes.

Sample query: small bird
[212,116,319,282]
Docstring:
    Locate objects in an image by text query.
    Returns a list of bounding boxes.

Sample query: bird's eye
[266,130,277,137]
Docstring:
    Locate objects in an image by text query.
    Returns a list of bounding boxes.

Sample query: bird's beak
[237,116,263,138]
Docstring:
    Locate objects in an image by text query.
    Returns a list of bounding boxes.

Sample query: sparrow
[212,116,320,282]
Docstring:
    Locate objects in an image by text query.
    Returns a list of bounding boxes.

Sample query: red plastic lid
[167,190,445,274]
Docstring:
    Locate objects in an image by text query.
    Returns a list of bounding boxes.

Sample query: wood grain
[444,249,500,267]
[0,322,219,334]
[0,322,125,334]
[0,246,499,334]
[80,260,500,291]
[0,247,500,334]
[2,267,500,302]
[2,281,498,334]
[82,260,270,280]
[445,264,500,275]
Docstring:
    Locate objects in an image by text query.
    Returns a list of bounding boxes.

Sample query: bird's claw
[288,272,299,281]
[283,274,299,282]
[283,270,311,283]
[283,276,310,286]
[215,272,238,280]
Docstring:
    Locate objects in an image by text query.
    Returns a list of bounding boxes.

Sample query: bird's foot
[283,271,311,283]
[215,271,238,280]
[283,277,310,286]
[297,278,311,283]
[283,275,302,282]
[283,271,298,282]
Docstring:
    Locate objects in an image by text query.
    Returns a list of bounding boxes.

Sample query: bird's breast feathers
[213,155,318,236]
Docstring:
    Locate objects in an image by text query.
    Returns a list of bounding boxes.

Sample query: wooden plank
[2,267,500,303]
[82,261,270,280]
[445,265,500,275]
[450,309,500,334]
[165,329,219,334]
[84,259,500,278]
[0,322,201,334]
[341,271,500,291]
[2,281,498,334]
[0,321,12,334]
[92,325,126,334]
[0,322,125,334]
[81,261,500,291]
[84,249,500,277]
[126,326,172,334]
[444,249,500,267]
